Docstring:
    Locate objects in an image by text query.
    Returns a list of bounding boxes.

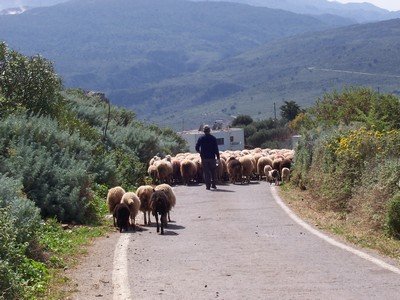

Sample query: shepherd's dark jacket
[195,134,220,160]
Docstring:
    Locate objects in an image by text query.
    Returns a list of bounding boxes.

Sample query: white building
[178,127,245,153]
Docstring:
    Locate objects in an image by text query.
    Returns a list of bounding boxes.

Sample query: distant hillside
[0,0,67,10]
[201,0,400,23]
[121,18,400,129]
[0,0,349,96]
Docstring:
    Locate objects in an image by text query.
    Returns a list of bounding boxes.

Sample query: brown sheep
[281,167,291,183]
[136,185,154,225]
[171,159,182,185]
[156,160,173,184]
[180,159,197,185]
[257,156,273,180]
[227,157,243,184]
[121,192,141,229]
[107,186,126,213]
[149,190,171,235]
[155,184,176,222]
[147,165,158,184]
[113,203,130,233]
[239,155,254,184]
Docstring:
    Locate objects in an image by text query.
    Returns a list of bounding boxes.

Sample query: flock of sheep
[108,147,294,235]
[107,184,176,235]
[148,147,294,186]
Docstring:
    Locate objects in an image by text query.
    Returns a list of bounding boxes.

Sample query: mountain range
[0,0,347,92]
[131,18,400,128]
[1,0,400,22]
[204,0,400,23]
[0,0,399,129]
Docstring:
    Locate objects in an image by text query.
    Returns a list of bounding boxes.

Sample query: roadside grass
[278,183,400,263]
[37,218,114,300]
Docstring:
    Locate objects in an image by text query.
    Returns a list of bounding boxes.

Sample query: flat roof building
[178,127,245,153]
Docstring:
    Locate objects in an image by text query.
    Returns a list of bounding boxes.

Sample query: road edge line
[270,186,400,275]
[112,233,131,300]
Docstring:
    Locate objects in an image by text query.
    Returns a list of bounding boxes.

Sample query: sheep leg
[147,211,151,225]
[168,211,171,223]
[155,213,160,233]
[143,211,147,225]
[161,214,166,235]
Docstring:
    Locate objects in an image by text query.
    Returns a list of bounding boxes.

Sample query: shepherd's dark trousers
[202,159,217,189]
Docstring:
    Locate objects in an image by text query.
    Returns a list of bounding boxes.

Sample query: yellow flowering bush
[329,127,400,163]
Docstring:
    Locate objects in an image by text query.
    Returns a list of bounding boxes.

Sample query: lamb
[106,186,126,213]
[180,159,197,185]
[136,185,154,225]
[113,203,130,233]
[263,165,273,181]
[281,167,290,184]
[121,192,141,229]
[155,184,176,222]
[279,158,292,174]
[257,156,273,180]
[227,157,243,184]
[149,190,171,235]
[239,155,254,184]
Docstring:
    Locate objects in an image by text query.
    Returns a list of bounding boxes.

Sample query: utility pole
[274,102,277,121]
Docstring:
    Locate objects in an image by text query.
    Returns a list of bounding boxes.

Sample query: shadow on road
[210,188,235,193]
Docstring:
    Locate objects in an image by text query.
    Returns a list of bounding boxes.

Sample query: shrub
[310,87,400,130]
[0,115,94,223]
[386,193,400,239]
[0,207,48,300]
[0,174,41,247]
[231,114,253,127]
[0,42,62,118]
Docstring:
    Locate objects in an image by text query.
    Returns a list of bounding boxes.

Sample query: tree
[0,43,62,117]
[280,100,302,122]
[231,114,253,127]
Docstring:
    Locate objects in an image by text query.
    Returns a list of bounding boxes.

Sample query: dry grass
[279,183,400,263]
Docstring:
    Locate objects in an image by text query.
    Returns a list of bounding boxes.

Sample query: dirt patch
[63,232,120,300]
[278,184,400,262]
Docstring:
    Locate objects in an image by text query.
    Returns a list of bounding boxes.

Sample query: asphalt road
[70,182,400,299]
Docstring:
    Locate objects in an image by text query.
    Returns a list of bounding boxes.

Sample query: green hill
[123,18,400,128]
[0,0,349,100]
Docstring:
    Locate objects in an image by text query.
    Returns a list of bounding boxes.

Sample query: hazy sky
[331,0,400,11]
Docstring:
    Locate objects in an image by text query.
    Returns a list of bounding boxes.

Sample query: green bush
[0,42,62,118]
[0,115,94,223]
[0,207,48,300]
[0,175,41,247]
[386,193,400,239]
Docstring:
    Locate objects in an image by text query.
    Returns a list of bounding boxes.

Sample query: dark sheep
[149,190,171,235]
[227,157,243,184]
[113,203,131,233]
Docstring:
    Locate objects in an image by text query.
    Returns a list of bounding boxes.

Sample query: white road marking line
[270,186,400,275]
[112,233,131,300]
